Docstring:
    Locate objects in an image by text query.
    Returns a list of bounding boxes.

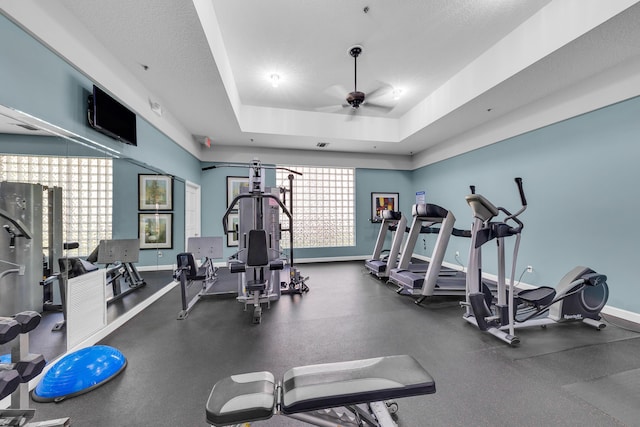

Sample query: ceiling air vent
[316,142,329,148]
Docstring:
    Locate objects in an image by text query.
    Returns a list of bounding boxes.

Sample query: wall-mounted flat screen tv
[87,85,137,146]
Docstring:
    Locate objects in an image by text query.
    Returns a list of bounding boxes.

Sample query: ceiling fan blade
[315,104,347,113]
[365,82,393,100]
[324,84,350,101]
[362,102,393,113]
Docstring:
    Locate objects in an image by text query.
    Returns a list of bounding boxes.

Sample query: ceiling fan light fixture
[392,88,402,100]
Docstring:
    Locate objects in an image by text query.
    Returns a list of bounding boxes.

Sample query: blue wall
[411,96,640,313]
[112,159,185,265]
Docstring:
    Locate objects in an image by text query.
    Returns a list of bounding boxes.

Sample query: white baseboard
[601,305,640,324]
[137,264,174,271]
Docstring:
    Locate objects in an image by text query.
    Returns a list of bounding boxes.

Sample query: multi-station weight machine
[217,159,309,323]
[0,182,52,316]
[0,181,70,426]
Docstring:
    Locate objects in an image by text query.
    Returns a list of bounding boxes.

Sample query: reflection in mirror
[0,104,181,365]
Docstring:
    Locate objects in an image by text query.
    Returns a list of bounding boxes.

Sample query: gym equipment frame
[175,236,224,319]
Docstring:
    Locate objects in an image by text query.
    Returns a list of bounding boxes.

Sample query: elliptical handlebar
[501,177,527,233]
[514,177,527,207]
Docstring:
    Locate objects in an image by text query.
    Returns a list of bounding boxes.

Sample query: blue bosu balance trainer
[32,345,127,402]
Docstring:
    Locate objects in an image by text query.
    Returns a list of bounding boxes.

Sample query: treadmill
[388,203,467,297]
[364,210,406,278]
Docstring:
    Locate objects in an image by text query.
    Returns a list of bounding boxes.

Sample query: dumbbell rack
[0,311,70,426]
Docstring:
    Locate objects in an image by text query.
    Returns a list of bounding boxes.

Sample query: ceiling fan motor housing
[347,91,365,108]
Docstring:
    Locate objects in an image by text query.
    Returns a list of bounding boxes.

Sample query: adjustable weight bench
[206,354,435,426]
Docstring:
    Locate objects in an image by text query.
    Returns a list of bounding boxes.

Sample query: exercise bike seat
[516,286,556,307]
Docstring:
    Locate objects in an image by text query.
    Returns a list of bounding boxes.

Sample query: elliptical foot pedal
[469,293,492,331]
[516,286,555,306]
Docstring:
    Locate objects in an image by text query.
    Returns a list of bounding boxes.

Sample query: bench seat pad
[281,355,435,414]
[206,371,275,426]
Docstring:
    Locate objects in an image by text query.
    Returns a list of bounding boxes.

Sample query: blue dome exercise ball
[32,345,127,403]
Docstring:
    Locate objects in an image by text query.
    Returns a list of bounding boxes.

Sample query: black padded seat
[269,259,284,270]
[281,355,435,414]
[247,230,269,267]
[228,260,246,273]
[229,230,283,276]
[176,253,206,281]
[206,371,275,426]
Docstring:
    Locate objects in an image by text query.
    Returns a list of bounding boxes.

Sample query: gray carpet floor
[27,261,640,426]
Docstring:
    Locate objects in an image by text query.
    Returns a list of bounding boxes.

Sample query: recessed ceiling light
[270,74,280,88]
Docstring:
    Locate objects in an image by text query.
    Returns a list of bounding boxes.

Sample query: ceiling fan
[319,45,394,116]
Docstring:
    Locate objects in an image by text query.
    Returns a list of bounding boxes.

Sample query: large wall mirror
[0,10,195,365]
[0,83,185,365]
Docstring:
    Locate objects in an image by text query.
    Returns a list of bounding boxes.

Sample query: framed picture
[139,174,173,211]
[371,192,399,223]
[227,176,249,209]
[139,213,173,249]
[227,212,239,247]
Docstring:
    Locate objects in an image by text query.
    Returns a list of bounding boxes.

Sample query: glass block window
[0,155,113,256]
[276,165,354,248]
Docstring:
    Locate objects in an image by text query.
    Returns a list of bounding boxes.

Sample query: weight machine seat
[247,230,269,267]
[205,355,436,426]
[229,230,284,275]
[176,253,206,281]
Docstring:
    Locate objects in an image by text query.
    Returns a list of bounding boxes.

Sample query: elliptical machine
[463,177,609,345]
